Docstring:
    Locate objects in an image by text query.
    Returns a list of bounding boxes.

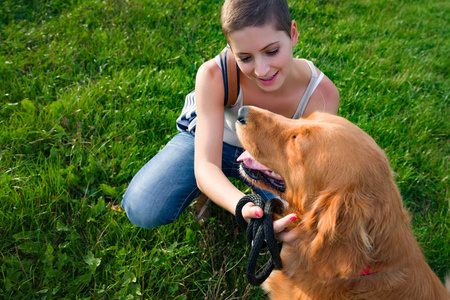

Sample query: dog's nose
[237,106,249,125]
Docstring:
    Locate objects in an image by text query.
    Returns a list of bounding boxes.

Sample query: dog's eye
[292,134,297,139]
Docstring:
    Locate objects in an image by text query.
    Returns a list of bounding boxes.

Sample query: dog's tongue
[237,151,271,171]
[238,151,284,183]
[237,151,283,180]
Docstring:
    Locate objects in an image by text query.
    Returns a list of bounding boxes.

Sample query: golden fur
[236,106,449,300]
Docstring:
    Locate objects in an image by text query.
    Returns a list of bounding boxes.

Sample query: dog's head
[236,106,392,205]
[236,106,409,277]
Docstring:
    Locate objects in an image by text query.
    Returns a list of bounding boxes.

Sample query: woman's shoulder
[195,58,225,107]
[288,58,313,88]
[196,57,223,85]
[198,57,221,76]
[293,58,317,75]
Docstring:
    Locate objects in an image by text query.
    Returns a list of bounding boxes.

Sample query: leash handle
[235,194,262,231]
[235,195,284,286]
[262,198,284,269]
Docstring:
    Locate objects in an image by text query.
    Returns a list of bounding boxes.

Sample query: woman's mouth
[258,71,279,85]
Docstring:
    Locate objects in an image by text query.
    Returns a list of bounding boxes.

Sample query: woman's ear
[290,20,299,46]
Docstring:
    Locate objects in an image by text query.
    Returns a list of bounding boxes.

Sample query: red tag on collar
[360,265,379,276]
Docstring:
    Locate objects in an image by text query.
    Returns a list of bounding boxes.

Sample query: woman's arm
[194,59,248,215]
[194,59,297,226]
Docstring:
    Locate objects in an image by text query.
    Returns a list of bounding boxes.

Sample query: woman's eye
[267,49,279,56]
[239,56,251,62]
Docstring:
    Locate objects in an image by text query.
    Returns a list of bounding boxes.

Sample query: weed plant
[0,0,448,299]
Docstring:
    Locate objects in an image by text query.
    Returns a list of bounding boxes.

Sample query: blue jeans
[121,131,277,228]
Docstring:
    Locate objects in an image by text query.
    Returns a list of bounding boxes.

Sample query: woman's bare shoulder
[303,72,340,116]
[195,58,225,108]
[197,58,222,82]
[292,58,313,84]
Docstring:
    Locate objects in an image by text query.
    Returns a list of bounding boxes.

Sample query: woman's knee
[121,185,176,229]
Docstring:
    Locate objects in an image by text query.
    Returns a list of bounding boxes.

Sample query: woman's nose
[254,57,270,77]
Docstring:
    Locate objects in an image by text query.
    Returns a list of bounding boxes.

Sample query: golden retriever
[235,106,449,300]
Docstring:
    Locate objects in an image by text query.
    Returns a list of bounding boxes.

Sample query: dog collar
[360,265,379,276]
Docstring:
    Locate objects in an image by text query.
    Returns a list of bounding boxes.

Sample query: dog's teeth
[263,170,282,179]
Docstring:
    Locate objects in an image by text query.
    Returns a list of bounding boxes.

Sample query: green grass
[0,0,448,298]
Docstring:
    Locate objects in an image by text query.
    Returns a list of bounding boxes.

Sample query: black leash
[235,194,284,286]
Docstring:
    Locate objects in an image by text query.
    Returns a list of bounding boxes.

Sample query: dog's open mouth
[237,151,286,193]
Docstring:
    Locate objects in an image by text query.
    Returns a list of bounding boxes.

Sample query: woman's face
[228,21,298,92]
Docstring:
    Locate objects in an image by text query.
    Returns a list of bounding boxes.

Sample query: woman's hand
[241,202,298,247]
[273,214,299,247]
[240,201,264,223]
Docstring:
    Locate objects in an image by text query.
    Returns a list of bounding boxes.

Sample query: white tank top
[176,58,324,148]
[218,57,324,147]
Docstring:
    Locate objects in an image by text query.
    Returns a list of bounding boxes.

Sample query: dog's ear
[302,187,373,279]
[291,126,314,155]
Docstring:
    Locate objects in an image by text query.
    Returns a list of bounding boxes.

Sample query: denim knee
[121,132,198,228]
[121,189,171,229]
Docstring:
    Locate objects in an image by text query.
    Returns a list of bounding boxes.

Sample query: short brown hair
[221,0,292,42]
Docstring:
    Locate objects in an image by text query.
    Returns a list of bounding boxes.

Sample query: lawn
[0,0,448,299]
